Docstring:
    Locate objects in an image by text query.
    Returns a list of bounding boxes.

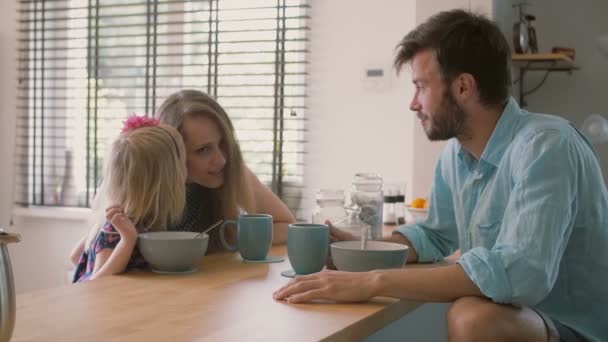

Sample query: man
[273,9,607,342]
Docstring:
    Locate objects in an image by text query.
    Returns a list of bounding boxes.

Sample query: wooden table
[12,244,426,342]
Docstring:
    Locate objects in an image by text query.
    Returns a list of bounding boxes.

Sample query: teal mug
[287,223,329,275]
[220,214,273,261]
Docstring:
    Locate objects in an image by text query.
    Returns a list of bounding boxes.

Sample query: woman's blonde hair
[85,124,187,250]
[154,90,252,223]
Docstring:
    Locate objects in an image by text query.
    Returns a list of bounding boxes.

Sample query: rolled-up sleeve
[458,130,577,306]
[396,151,459,263]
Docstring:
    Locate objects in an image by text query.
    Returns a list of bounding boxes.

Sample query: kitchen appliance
[0,228,21,342]
[513,3,538,54]
[525,14,538,53]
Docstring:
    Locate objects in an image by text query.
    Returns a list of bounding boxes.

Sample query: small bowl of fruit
[405,198,429,222]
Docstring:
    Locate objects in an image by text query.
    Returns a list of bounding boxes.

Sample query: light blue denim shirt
[396,98,608,341]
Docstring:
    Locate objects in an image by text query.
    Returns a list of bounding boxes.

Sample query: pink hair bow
[122,114,160,133]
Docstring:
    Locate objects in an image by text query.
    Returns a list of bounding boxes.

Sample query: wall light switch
[363,66,391,92]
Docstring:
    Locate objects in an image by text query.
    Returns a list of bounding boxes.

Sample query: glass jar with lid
[312,189,346,225]
[334,203,371,239]
[350,173,383,240]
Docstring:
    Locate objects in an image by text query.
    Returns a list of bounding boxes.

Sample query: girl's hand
[105,205,138,242]
[325,220,358,270]
[326,220,358,243]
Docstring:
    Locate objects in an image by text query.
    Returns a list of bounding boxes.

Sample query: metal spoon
[360,226,369,250]
[331,216,348,226]
[194,219,223,239]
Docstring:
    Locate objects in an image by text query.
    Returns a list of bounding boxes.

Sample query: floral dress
[72,222,146,283]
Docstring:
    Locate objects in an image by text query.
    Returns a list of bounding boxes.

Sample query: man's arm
[385,232,418,263]
[395,146,461,263]
[273,264,483,303]
[373,264,483,301]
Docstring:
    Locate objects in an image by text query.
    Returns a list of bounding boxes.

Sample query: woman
[155,89,295,251]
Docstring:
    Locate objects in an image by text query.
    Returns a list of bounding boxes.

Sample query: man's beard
[419,89,469,141]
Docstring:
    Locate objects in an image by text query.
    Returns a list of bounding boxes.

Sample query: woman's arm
[243,166,295,244]
[69,236,86,266]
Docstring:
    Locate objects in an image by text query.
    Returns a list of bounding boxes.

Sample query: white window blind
[15,0,309,217]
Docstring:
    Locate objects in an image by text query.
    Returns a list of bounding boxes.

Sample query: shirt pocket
[473,220,501,248]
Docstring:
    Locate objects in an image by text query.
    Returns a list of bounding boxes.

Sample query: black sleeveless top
[170,183,225,252]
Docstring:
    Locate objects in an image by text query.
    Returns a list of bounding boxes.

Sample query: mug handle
[219,220,238,251]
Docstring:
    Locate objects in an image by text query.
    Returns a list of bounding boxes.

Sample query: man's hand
[105,205,138,242]
[273,270,380,303]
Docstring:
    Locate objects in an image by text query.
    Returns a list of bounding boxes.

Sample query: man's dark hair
[395,9,511,107]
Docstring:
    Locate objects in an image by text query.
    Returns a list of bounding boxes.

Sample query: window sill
[12,206,91,221]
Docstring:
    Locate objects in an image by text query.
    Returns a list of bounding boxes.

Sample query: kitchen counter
[12,243,430,342]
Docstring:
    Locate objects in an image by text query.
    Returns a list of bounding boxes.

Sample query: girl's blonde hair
[154,90,252,223]
[85,124,187,250]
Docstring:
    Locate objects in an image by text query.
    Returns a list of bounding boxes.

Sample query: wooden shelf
[511,53,579,107]
[512,53,577,71]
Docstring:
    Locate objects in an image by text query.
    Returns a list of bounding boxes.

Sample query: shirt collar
[457,97,524,168]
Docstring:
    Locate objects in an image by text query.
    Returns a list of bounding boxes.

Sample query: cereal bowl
[405,205,428,222]
[138,231,209,273]
[330,240,408,272]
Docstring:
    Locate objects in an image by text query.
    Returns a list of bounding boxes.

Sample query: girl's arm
[90,206,138,280]
[90,238,137,280]
[69,236,86,266]
[243,166,295,245]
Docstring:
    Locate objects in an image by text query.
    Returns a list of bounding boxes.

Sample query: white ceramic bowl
[405,205,428,222]
[138,231,209,273]
[330,240,409,272]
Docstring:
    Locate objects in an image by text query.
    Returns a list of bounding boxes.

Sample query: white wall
[10,210,88,292]
[493,0,608,183]
[303,0,417,214]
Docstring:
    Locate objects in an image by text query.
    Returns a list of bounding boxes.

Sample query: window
[15,0,309,217]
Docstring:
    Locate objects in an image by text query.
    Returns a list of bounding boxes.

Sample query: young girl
[71,115,187,282]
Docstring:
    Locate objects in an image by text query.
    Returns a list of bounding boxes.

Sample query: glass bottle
[382,184,398,225]
[396,192,406,225]
[382,196,397,225]
[350,173,383,240]
[312,189,346,225]
[395,183,406,225]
